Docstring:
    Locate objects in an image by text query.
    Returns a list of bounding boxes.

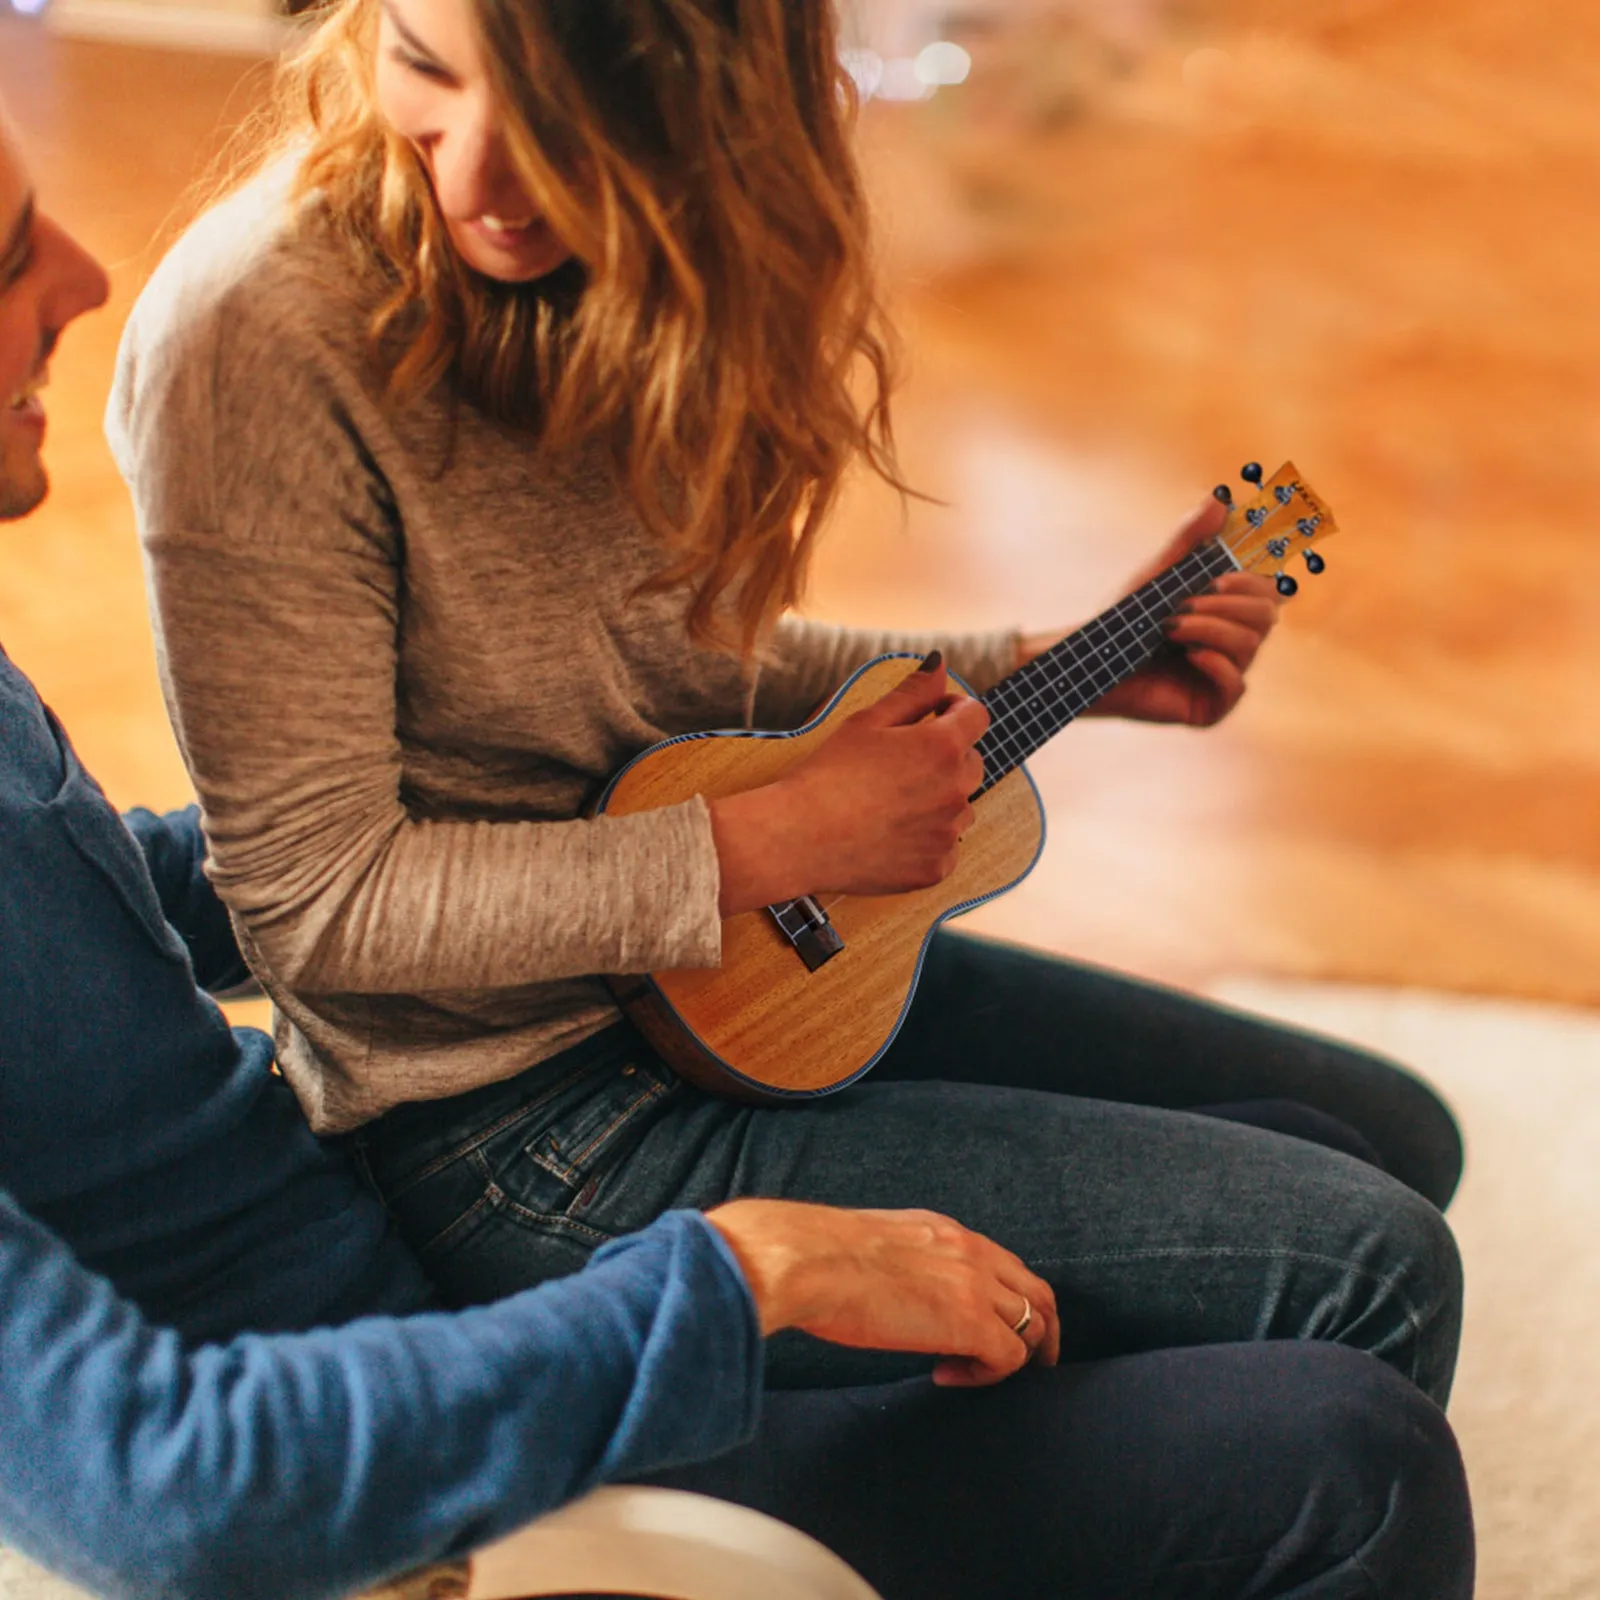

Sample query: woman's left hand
[1015,494,1281,729]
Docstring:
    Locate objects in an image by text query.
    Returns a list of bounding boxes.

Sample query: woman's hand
[705,1198,1060,1388]
[1017,496,1281,728]
[710,655,989,915]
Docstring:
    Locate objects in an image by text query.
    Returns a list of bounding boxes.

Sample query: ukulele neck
[973,537,1238,795]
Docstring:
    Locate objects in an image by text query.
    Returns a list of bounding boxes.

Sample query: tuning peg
[1241,462,1264,485]
[1276,574,1299,597]
[1213,484,1234,505]
[1304,550,1326,575]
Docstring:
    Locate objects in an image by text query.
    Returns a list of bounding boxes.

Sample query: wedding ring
[1010,1296,1033,1338]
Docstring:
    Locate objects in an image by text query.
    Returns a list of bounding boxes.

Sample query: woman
[108,1,1471,1592]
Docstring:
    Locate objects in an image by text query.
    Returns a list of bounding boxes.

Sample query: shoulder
[112,160,377,426]
[107,160,402,508]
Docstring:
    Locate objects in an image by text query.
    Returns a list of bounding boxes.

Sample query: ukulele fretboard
[973,538,1238,794]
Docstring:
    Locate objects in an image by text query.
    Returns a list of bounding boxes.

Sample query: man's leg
[646,1342,1475,1600]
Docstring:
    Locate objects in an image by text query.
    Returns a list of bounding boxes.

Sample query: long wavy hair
[251,0,905,655]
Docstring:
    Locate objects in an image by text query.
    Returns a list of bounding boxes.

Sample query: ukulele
[598,462,1337,1102]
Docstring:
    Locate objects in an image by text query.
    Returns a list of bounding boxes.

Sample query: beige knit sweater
[107,169,1019,1133]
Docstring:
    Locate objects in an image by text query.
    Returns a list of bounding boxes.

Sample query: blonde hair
[254,0,904,654]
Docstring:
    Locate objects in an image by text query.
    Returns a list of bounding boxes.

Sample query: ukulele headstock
[1213,461,1338,597]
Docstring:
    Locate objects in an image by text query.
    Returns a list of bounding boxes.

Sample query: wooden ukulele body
[595,656,1046,1102]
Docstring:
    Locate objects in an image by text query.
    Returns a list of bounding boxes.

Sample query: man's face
[0,107,108,521]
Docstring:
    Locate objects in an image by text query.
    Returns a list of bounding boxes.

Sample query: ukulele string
[976,483,1315,791]
[974,542,1233,790]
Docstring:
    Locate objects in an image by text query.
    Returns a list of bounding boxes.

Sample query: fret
[974,539,1235,795]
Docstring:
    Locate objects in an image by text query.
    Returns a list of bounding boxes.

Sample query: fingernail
[918,649,944,673]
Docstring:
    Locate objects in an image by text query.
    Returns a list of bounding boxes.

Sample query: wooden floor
[2,2,1597,1008]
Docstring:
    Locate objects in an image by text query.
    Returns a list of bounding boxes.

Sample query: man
[0,97,777,1600]
[0,92,1474,1600]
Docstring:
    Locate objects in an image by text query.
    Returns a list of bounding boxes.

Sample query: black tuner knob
[1276,573,1299,597]
[1304,550,1326,575]
[1241,462,1264,485]
[1213,484,1234,506]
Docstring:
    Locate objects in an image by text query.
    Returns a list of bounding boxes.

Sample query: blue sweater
[0,646,762,1599]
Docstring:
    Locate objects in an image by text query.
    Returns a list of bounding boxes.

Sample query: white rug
[0,1554,89,1600]
[6,982,1597,1600]
[1212,980,1600,1600]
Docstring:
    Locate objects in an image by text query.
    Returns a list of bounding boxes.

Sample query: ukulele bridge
[767,896,845,972]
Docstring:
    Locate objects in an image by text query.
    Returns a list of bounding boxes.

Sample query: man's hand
[705,1198,1060,1387]
[1016,495,1281,728]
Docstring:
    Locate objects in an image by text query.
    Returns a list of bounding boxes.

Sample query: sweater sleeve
[109,281,724,1000]
[754,616,1022,730]
[0,1193,761,1600]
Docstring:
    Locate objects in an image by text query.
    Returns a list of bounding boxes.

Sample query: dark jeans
[350,934,1472,1595]
[647,1344,1474,1600]
[354,933,1464,1399]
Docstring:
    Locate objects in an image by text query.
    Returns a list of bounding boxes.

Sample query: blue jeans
[350,933,1464,1405]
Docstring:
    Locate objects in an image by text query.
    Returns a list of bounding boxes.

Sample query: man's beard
[0,465,47,521]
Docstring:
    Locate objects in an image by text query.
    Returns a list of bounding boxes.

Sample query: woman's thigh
[361,1027,1461,1403]
[884,931,1464,1208]
[642,1343,1474,1600]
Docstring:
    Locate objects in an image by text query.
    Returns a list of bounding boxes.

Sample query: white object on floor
[1,1486,883,1600]
[467,1485,882,1600]
[0,1548,91,1600]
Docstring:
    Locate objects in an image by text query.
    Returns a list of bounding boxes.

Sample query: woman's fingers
[1164,612,1271,675]
[1182,591,1280,630]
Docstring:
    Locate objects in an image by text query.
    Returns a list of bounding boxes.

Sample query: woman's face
[374,0,573,284]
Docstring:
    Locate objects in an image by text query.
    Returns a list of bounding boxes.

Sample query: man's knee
[1287,1344,1475,1600]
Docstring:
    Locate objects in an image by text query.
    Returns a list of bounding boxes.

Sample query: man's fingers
[932,1355,1016,1388]
[995,1268,1059,1363]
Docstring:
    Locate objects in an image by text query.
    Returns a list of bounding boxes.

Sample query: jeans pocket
[369,1045,680,1292]
[507,1054,678,1223]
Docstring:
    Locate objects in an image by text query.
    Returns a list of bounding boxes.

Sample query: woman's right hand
[710,655,990,915]
[704,1197,1060,1387]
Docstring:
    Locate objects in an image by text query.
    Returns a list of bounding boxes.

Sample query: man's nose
[40,217,109,329]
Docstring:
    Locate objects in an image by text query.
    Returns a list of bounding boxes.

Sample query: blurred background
[3,0,1597,1004]
[0,1,1596,1594]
